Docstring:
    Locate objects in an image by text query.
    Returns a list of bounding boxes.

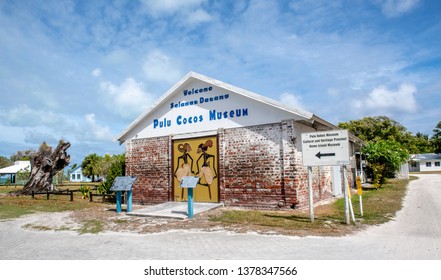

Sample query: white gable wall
[119,74,314,142]
[127,81,307,140]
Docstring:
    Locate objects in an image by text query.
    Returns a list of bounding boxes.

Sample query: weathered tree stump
[19,141,71,195]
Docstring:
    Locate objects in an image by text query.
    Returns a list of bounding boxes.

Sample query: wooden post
[70,191,73,202]
[46,190,50,200]
[32,191,35,199]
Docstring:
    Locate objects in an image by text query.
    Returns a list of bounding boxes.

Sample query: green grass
[78,219,104,234]
[210,177,412,235]
[342,177,412,224]
[0,185,23,194]
[0,192,98,220]
[0,177,413,236]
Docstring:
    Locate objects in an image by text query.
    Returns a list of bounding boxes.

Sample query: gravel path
[1,174,440,260]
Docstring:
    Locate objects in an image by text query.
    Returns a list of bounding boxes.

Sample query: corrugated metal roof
[0,161,31,174]
[410,153,441,161]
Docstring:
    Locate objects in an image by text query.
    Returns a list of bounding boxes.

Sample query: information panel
[110,176,136,191]
[180,176,199,188]
[301,130,350,166]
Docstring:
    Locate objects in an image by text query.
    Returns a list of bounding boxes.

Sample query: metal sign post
[343,167,355,224]
[180,176,199,219]
[342,167,350,225]
[357,176,363,216]
[308,166,314,222]
[187,188,194,218]
[110,176,136,213]
[116,191,122,213]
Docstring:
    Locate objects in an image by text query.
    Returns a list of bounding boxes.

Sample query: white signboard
[301,130,350,166]
[132,81,298,139]
[180,176,199,188]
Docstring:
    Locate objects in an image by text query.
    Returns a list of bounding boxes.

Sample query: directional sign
[301,130,350,166]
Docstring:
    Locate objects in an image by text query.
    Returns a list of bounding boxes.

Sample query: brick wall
[125,121,339,209]
[218,121,334,209]
[219,123,285,208]
[126,136,172,205]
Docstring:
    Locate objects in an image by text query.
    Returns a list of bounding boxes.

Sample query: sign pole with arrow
[302,130,350,223]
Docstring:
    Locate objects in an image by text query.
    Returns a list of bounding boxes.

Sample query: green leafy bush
[99,154,125,194]
[78,185,91,199]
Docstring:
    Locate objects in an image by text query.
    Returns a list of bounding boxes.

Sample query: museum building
[117,72,361,209]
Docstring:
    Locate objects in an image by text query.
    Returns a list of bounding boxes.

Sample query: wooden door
[172,136,219,202]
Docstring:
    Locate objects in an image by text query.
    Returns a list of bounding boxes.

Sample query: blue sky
[0,0,440,165]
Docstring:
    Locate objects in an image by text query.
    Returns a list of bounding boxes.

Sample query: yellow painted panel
[173,136,218,202]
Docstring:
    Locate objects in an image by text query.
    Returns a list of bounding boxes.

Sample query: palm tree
[81,153,100,182]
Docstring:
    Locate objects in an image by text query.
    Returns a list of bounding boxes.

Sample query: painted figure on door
[196,140,217,199]
[174,143,195,199]
[174,143,194,181]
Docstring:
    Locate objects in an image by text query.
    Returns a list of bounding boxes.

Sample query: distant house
[70,165,92,182]
[409,153,441,172]
[0,161,31,183]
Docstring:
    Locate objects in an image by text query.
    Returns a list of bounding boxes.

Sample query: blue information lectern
[180,176,199,218]
[110,176,136,213]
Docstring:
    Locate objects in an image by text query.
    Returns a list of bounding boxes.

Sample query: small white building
[409,153,441,172]
[0,161,31,183]
[69,165,92,182]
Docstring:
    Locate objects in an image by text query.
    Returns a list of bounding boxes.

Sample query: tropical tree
[362,140,409,188]
[16,169,31,184]
[98,154,125,194]
[0,156,12,168]
[10,149,34,161]
[339,116,438,154]
[431,121,441,153]
[408,132,433,154]
[338,116,412,143]
[96,153,113,180]
[81,153,100,182]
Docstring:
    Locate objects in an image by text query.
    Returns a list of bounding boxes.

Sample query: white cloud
[100,78,154,120]
[84,113,113,142]
[279,92,307,111]
[102,49,132,65]
[140,0,212,27]
[187,8,213,25]
[376,0,421,17]
[141,0,206,16]
[353,83,418,113]
[0,104,60,127]
[142,50,182,84]
[24,130,58,145]
[91,68,102,77]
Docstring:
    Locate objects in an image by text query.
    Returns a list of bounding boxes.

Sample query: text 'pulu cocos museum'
[118,72,362,209]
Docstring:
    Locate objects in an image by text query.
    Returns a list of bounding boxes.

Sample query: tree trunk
[19,141,71,195]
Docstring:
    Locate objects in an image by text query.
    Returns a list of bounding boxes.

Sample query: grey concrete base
[126,202,223,219]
